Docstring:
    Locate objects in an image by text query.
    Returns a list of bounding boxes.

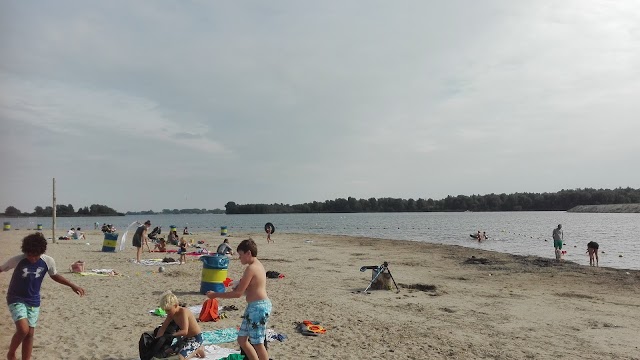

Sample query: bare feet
[195,346,205,358]
[7,351,17,360]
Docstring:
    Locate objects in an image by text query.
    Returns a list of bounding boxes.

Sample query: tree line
[126,208,225,215]
[2,204,123,217]
[225,187,640,214]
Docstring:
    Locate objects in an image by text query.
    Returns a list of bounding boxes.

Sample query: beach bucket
[37,224,43,231]
[102,232,118,252]
[3,222,10,231]
[200,254,229,294]
[220,226,228,236]
[170,225,177,232]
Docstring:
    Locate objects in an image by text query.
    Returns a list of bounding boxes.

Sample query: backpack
[199,298,219,322]
[138,320,181,360]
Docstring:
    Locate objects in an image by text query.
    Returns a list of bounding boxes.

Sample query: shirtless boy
[206,238,272,360]
[156,291,205,359]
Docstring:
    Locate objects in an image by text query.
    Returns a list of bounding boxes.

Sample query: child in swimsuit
[206,238,272,360]
[156,291,204,359]
[178,237,187,264]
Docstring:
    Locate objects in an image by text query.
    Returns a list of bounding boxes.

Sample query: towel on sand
[167,328,238,348]
[149,305,222,317]
[139,344,239,360]
[77,269,120,276]
[133,259,181,266]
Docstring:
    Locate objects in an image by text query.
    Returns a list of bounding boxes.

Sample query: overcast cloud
[1,0,639,212]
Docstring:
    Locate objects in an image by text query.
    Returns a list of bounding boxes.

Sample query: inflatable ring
[264,222,275,234]
[306,325,326,334]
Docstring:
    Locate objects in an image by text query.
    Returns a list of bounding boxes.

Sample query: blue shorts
[8,302,40,327]
[238,299,272,345]
[179,333,203,358]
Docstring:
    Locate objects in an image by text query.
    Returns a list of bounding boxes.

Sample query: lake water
[2,211,638,270]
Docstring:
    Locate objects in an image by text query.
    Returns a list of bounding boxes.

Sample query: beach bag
[70,261,85,273]
[138,321,181,360]
[199,298,219,322]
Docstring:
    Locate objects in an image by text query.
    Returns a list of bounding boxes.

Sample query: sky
[1,1,639,213]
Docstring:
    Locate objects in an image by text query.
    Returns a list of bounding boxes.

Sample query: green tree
[4,206,22,216]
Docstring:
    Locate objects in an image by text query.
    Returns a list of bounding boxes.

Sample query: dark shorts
[553,239,563,250]
[588,242,599,250]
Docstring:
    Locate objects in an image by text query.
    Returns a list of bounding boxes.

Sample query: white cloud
[1,0,640,211]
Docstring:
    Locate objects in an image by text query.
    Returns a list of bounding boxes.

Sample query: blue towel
[202,327,239,345]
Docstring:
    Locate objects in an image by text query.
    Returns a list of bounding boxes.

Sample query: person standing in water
[587,241,599,267]
[552,224,563,261]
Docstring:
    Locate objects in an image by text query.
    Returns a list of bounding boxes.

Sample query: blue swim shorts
[238,299,272,345]
[8,302,40,328]
[179,333,203,358]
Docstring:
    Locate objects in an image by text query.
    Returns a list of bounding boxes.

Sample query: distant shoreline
[567,204,640,213]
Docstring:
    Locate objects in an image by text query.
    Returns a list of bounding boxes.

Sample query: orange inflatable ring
[306,325,326,334]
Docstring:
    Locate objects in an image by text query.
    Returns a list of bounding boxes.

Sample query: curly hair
[21,232,48,255]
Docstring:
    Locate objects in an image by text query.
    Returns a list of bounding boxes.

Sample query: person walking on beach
[206,239,272,360]
[587,241,599,267]
[553,224,563,261]
[133,220,152,263]
[0,232,85,360]
[266,225,273,244]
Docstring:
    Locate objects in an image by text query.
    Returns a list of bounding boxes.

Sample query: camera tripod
[359,261,400,293]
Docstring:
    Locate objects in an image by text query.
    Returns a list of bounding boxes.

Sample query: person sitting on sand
[156,291,205,360]
[183,227,190,235]
[168,229,179,246]
[75,227,86,240]
[587,241,599,267]
[216,239,234,256]
[154,238,167,252]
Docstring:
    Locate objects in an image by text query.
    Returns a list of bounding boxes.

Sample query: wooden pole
[52,178,56,244]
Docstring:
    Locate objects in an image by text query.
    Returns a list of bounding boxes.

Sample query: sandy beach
[1,229,639,360]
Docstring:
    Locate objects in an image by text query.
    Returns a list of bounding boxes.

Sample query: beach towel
[166,328,238,348]
[201,328,239,345]
[77,272,111,277]
[76,269,119,276]
[136,345,239,360]
[201,345,241,360]
[150,305,222,317]
[134,259,182,266]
